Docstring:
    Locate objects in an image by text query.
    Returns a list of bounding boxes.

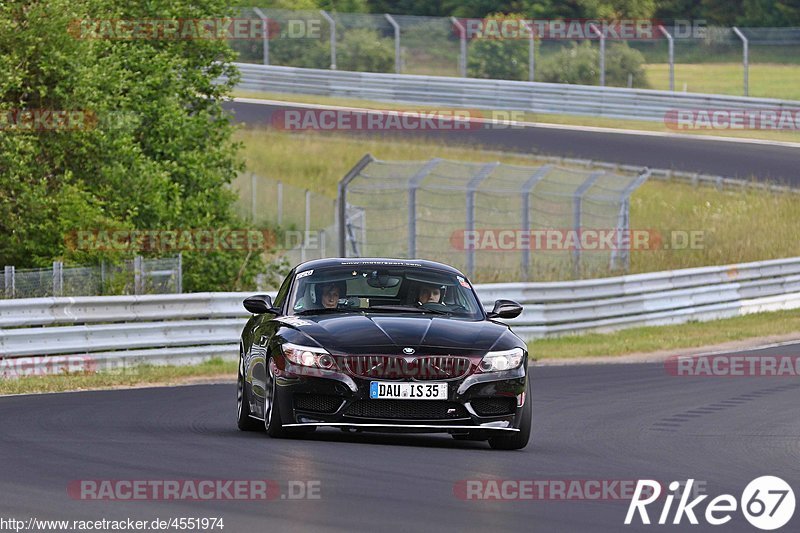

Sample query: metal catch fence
[337,154,650,282]
[1,256,182,299]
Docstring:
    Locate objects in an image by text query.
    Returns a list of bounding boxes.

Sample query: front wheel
[488,379,531,450]
[264,367,315,438]
[237,353,262,432]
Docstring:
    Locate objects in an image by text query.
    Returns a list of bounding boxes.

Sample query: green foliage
[538,41,650,88]
[465,12,529,81]
[0,0,266,291]
[338,28,394,72]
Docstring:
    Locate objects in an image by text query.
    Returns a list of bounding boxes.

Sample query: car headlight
[281,343,338,370]
[478,347,525,373]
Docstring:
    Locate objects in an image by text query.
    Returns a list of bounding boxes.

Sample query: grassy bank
[530,308,800,360]
[644,63,800,100]
[0,358,237,396]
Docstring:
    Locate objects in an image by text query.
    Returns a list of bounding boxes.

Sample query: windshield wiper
[368,305,451,315]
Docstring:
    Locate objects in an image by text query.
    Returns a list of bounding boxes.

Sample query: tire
[264,366,287,438]
[488,379,531,450]
[237,352,262,432]
[264,366,316,438]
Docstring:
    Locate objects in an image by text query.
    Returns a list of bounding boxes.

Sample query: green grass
[0,358,237,395]
[530,308,800,360]
[234,128,800,280]
[645,63,800,100]
[233,89,800,144]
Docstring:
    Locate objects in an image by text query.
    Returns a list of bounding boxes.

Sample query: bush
[538,41,650,88]
[466,13,529,81]
[337,28,394,73]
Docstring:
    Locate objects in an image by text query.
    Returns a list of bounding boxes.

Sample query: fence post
[465,162,499,279]
[450,17,467,77]
[320,10,337,70]
[53,261,63,297]
[572,171,604,278]
[611,169,651,271]
[589,24,606,86]
[251,173,257,222]
[4,265,14,298]
[732,27,749,96]
[134,256,143,295]
[658,25,674,91]
[277,180,283,226]
[520,165,552,280]
[337,154,375,257]
[252,7,270,65]
[407,159,442,260]
[521,20,535,82]
[301,189,310,263]
[385,14,401,74]
[176,253,183,294]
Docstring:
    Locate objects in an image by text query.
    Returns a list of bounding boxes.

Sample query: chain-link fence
[1,256,182,299]
[232,172,341,265]
[337,155,650,282]
[231,8,800,98]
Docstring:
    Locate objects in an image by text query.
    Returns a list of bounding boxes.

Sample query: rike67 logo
[625,477,795,530]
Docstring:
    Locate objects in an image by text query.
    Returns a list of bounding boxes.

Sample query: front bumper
[272,359,528,434]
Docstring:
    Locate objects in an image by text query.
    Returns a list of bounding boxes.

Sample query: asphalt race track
[225,100,800,185]
[2,343,798,532]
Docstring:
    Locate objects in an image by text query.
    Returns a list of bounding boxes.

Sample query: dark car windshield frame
[287,264,485,320]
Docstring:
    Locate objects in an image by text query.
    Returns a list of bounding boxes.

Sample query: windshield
[288,264,484,320]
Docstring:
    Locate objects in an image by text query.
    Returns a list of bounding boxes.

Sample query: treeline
[255,0,800,27]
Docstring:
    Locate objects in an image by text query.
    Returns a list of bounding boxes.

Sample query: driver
[316,281,346,309]
[417,283,442,305]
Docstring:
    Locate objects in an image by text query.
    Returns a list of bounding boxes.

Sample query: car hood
[283,313,517,355]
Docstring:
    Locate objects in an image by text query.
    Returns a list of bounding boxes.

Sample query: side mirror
[487,299,523,319]
[243,294,279,315]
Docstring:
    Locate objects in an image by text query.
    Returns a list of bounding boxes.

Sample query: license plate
[369,382,448,400]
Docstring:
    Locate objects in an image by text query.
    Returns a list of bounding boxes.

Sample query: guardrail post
[385,14,401,74]
[4,265,14,298]
[320,10,337,70]
[53,261,63,297]
[520,165,552,280]
[451,17,467,77]
[589,24,606,86]
[465,162,499,279]
[337,154,375,257]
[658,25,674,91]
[407,158,442,260]
[176,253,183,294]
[573,171,604,278]
[134,256,143,295]
[732,27,749,96]
[252,7,270,65]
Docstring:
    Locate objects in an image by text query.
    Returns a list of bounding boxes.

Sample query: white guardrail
[234,62,800,123]
[2,256,800,376]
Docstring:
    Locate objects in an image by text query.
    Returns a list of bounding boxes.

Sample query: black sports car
[236,258,531,449]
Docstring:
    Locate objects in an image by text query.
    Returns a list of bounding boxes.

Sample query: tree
[0,0,264,291]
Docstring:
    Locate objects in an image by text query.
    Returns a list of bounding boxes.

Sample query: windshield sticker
[296,269,314,279]
[457,276,471,288]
